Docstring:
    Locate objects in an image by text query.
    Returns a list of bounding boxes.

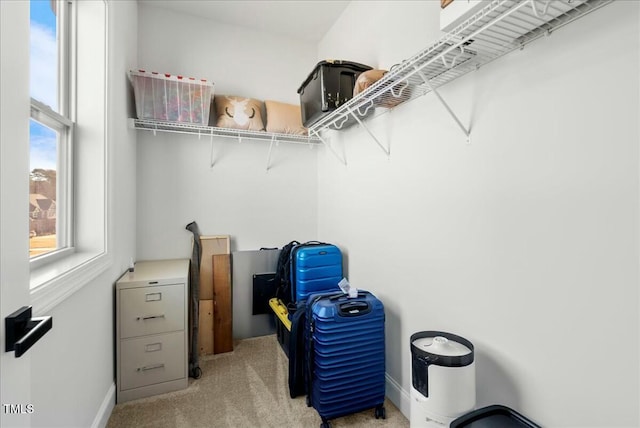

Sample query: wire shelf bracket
[209,129,216,168]
[311,129,347,166]
[346,105,390,158]
[415,66,471,143]
[266,134,277,171]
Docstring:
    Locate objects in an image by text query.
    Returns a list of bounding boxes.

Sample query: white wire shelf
[131,118,321,145]
[131,118,321,171]
[308,0,613,144]
[132,0,612,167]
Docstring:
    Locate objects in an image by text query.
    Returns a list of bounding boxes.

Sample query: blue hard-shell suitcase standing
[306,291,386,428]
[290,243,342,304]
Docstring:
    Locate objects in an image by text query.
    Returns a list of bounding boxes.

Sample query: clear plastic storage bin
[130,70,214,125]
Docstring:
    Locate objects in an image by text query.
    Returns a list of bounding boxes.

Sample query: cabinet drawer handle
[137,363,165,372]
[137,314,166,321]
[145,342,162,352]
[145,292,162,302]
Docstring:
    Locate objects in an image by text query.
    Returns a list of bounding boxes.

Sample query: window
[29,0,74,263]
[28,0,110,311]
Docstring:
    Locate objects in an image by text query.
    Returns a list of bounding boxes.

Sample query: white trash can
[410,331,476,428]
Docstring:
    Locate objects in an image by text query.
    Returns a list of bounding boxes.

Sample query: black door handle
[5,306,52,358]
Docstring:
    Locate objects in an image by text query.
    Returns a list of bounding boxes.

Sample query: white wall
[317,1,639,427]
[135,4,320,258]
[28,2,138,427]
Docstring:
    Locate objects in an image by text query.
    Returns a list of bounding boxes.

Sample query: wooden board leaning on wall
[198,235,232,355]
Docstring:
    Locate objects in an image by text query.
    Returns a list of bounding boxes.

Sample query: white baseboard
[91,382,115,428]
[386,373,411,419]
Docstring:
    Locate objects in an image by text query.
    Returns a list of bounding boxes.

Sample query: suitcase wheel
[190,366,202,379]
[375,405,386,420]
[320,419,331,428]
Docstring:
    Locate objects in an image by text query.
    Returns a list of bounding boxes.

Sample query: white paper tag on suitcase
[338,278,350,294]
[339,278,358,298]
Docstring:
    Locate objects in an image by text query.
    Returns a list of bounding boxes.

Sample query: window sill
[30,250,113,315]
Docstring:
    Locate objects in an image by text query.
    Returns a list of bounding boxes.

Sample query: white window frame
[29,0,111,314]
[29,100,75,268]
[29,0,74,269]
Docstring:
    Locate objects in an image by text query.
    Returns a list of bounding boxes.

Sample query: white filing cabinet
[116,259,189,403]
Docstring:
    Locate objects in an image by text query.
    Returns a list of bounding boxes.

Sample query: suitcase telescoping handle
[338,301,371,317]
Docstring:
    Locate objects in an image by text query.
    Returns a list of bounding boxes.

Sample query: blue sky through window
[30,0,58,171]
[31,0,56,30]
[30,119,57,171]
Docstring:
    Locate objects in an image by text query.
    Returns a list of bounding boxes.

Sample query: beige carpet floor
[107,334,409,428]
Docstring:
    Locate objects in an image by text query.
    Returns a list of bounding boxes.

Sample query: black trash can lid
[450,404,541,428]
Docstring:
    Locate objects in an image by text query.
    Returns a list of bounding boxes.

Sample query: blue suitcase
[290,243,343,303]
[306,291,386,428]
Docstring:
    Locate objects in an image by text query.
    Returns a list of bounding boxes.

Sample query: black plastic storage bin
[297,60,372,128]
[450,405,541,428]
